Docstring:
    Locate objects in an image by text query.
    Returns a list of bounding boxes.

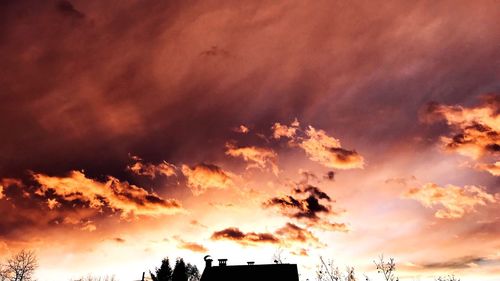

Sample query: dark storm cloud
[1,0,499,184]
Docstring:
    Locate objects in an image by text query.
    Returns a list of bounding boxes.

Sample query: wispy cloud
[181,163,234,196]
[225,143,279,175]
[127,155,177,179]
[405,183,497,219]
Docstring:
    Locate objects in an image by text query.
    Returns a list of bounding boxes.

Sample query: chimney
[204,255,213,268]
[247,261,255,265]
[218,259,227,266]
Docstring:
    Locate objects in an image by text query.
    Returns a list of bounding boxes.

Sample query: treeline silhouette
[149,258,199,281]
[0,249,462,281]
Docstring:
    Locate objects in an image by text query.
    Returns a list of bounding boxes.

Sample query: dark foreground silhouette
[200,257,299,281]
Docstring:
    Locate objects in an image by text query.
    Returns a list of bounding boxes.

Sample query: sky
[0,0,499,280]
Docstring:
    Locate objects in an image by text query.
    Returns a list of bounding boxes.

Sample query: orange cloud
[127,155,177,179]
[211,223,326,248]
[47,198,61,210]
[475,162,500,176]
[225,143,279,175]
[270,120,364,169]
[423,95,499,160]
[234,125,250,134]
[271,119,299,139]
[275,223,324,248]
[405,183,496,219]
[176,238,208,253]
[299,126,364,169]
[181,163,233,195]
[34,170,184,219]
[211,227,280,246]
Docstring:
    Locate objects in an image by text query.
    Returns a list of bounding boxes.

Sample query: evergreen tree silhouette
[150,258,173,281]
[186,263,200,281]
[172,259,187,281]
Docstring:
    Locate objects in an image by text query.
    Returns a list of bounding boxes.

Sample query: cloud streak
[211,227,280,246]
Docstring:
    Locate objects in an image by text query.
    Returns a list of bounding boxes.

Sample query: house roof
[200,263,299,281]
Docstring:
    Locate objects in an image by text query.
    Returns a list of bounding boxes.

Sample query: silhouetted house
[200,256,299,281]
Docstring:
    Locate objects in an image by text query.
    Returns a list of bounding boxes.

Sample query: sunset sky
[1,1,499,280]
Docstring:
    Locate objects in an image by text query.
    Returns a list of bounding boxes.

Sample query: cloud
[113,237,126,243]
[211,222,326,248]
[233,125,250,134]
[78,220,97,232]
[423,95,499,160]
[270,120,364,169]
[199,46,229,57]
[405,183,496,219]
[176,238,208,253]
[264,186,331,221]
[56,0,85,19]
[475,162,500,176]
[324,171,335,181]
[290,248,308,256]
[189,219,207,228]
[211,227,280,246]
[299,126,365,169]
[417,255,500,269]
[127,155,177,179]
[271,119,299,139]
[275,223,324,248]
[0,177,103,239]
[385,176,417,186]
[263,184,347,232]
[34,170,184,219]
[47,198,61,210]
[225,143,279,175]
[181,163,233,196]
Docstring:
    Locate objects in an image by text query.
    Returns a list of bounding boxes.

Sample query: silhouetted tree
[1,249,38,281]
[436,275,460,281]
[172,259,187,281]
[150,258,173,281]
[185,263,200,281]
[373,255,398,281]
[346,267,357,281]
[316,257,343,281]
[71,275,117,281]
[272,247,286,264]
[0,264,9,281]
